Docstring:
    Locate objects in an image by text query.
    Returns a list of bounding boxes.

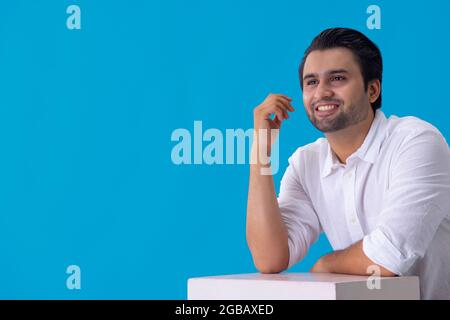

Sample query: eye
[306,79,318,86]
[331,75,346,81]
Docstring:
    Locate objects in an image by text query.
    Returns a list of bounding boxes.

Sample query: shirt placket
[343,166,365,243]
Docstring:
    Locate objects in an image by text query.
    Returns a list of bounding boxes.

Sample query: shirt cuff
[362,228,417,276]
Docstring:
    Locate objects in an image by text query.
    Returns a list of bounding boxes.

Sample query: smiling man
[246,28,450,299]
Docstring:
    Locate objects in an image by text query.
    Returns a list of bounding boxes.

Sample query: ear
[368,79,381,104]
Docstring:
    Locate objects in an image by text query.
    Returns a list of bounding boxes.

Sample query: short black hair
[299,28,383,111]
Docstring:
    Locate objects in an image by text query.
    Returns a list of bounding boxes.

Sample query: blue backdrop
[0,0,448,299]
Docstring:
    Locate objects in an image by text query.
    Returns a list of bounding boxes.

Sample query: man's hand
[252,93,294,158]
[310,256,331,273]
[253,93,294,131]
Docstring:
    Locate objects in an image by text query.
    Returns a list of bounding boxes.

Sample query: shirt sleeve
[363,129,450,275]
[278,151,322,269]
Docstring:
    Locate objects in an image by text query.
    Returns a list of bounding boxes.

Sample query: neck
[325,110,375,164]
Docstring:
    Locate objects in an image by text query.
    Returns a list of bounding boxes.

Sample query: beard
[308,101,370,133]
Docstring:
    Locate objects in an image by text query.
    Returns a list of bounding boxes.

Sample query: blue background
[0,0,448,299]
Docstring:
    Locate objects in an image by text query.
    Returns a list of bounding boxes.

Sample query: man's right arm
[246,93,294,274]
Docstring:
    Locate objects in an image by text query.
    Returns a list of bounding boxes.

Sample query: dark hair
[299,28,383,111]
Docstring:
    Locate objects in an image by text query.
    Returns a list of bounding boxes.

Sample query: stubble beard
[308,102,370,133]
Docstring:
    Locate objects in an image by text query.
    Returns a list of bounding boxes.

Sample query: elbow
[254,259,288,274]
[247,234,290,274]
[257,267,285,274]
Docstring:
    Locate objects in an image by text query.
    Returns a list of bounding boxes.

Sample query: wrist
[250,143,271,166]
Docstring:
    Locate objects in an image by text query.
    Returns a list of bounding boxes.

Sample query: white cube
[188,273,420,300]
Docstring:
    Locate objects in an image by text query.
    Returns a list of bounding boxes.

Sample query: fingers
[253,93,295,130]
[272,115,282,129]
[277,95,295,112]
[268,93,295,112]
[274,103,289,119]
[263,104,288,121]
[265,106,285,122]
[276,94,294,104]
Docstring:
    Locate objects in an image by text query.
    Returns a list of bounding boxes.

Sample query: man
[246,28,450,299]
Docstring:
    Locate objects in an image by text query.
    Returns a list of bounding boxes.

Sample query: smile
[314,104,339,117]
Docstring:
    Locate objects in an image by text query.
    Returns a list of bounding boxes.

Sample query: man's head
[299,28,382,133]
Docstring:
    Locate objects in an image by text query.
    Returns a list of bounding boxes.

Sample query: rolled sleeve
[363,129,450,275]
[363,228,416,275]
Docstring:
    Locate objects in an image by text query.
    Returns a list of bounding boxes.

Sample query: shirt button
[350,217,357,224]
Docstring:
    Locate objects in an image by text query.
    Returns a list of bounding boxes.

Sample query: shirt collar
[321,110,388,178]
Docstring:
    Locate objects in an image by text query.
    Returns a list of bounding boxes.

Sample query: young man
[246,28,450,299]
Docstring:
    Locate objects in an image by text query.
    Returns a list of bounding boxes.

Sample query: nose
[313,81,335,102]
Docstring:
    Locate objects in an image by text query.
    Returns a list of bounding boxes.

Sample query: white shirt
[278,110,450,299]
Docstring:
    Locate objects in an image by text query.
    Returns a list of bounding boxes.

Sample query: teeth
[317,105,337,111]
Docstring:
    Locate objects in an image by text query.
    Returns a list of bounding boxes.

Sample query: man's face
[302,48,372,133]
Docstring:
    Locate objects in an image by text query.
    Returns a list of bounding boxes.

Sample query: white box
[188,273,420,300]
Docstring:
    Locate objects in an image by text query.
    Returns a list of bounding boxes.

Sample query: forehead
[303,47,360,75]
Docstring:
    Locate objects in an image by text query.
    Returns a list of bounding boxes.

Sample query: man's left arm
[310,240,396,276]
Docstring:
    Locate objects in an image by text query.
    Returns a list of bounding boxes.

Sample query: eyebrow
[303,69,349,81]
